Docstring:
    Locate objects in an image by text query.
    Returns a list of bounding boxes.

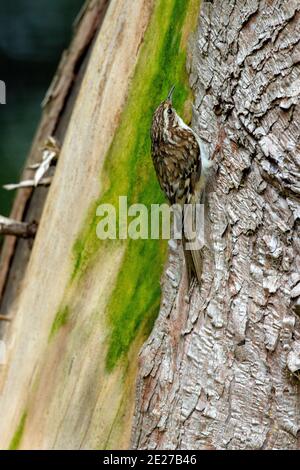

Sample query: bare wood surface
[132,0,300,450]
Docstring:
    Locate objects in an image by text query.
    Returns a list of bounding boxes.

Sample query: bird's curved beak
[167,85,175,102]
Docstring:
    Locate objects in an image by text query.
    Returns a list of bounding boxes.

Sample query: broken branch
[0,315,12,322]
[0,216,37,238]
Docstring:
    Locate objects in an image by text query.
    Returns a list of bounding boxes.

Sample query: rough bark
[132,0,300,450]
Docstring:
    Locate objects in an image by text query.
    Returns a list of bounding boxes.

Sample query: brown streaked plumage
[151,86,208,287]
[151,90,201,205]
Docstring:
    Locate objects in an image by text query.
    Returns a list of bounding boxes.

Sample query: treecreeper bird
[150,85,212,288]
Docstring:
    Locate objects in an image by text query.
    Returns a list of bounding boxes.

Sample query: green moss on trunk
[71,0,200,371]
[49,306,70,341]
[8,412,27,450]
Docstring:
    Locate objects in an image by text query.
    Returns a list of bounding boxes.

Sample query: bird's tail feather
[182,190,205,287]
[182,235,203,286]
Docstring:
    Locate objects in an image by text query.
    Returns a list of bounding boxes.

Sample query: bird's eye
[167,108,173,115]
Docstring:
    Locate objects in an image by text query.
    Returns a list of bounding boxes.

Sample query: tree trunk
[1,0,299,451]
[0,0,200,450]
[132,0,300,450]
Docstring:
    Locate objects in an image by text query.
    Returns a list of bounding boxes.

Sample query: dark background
[0,0,83,216]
